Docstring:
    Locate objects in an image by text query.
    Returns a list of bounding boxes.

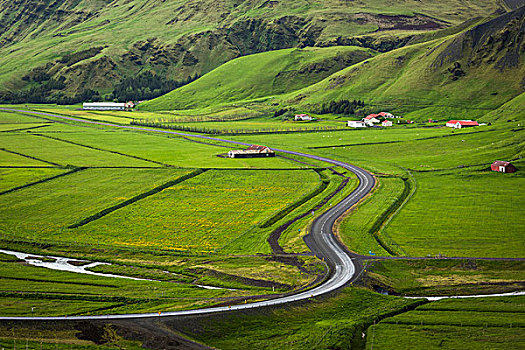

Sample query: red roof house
[446,120,479,129]
[491,161,517,173]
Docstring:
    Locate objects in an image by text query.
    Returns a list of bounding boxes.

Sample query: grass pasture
[0,168,193,243]
[366,259,525,296]
[384,169,525,258]
[368,296,525,349]
[74,169,321,253]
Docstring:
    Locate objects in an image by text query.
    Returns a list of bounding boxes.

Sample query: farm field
[368,296,525,349]
[133,116,347,135]
[383,168,525,257]
[0,167,67,193]
[337,176,406,257]
[74,169,321,253]
[0,168,194,244]
[365,259,525,296]
[170,288,423,350]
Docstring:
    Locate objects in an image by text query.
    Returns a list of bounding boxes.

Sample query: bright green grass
[317,127,522,171]
[226,126,468,153]
[385,169,525,257]
[0,110,50,123]
[338,177,405,256]
[175,287,422,350]
[0,261,237,316]
[0,149,51,167]
[0,167,66,192]
[368,296,525,349]
[141,46,373,110]
[35,108,135,125]
[0,298,118,317]
[26,123,305,169]
[0,123,50,131]
[74,169,320,253]
[0,168,192,243]
[367,259,525,296]
[0,133,155,167]
[143,117,346,133]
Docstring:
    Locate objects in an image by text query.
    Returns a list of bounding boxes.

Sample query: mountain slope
[287,6,525,121]
[140,46,374,110]
[0,0,507,103]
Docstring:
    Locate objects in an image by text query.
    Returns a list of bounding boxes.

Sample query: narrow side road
[0,108,376,321]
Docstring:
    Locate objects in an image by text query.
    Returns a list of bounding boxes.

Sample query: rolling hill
[144,5,524,122]
[0,0,510,103]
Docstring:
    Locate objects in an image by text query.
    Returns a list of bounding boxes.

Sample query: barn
[491,161,517,173]
[228,145,276,158]
[83,102,126,111]
[446,120,479,129]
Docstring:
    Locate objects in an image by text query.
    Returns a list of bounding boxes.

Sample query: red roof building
[446,120,479,129]
[491,161,517,173]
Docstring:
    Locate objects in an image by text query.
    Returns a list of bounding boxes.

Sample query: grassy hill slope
[0,0,507,103]
[141,46,374,110]
[289,6,525,121]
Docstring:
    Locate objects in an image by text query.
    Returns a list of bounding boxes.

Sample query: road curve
[0,108,375,321]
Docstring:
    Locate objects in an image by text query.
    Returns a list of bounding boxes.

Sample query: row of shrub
[130,120,346,135]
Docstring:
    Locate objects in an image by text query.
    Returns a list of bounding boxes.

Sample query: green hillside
[290,6,525,121]
[141,46,374,110]
[142,7,524,122]
[0,0,507,103]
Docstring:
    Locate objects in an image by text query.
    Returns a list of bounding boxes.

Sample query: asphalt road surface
[0,108,375,321]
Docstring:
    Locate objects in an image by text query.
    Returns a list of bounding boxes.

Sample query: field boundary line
[0,147,62,167]
[259,169,330,229]
[32,133,170,167]
[371,171,414,256]
[0,124,51,133]
[68,169,207,229]
[0,167,86,196]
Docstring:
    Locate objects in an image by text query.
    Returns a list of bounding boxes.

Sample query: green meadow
[368,296,525,349]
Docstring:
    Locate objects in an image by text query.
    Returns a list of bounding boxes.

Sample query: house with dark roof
[228,145,275,158]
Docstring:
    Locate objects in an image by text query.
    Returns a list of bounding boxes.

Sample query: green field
[368,296,525,349]
[366,259,525,296]
[74,169,321,253]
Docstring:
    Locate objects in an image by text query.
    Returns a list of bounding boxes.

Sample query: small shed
[491,161,516,173]
[295,114,313,121]
[348,120,366,128]
[382,120,393,127]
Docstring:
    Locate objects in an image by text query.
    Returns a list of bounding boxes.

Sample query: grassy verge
[364,259,525,296]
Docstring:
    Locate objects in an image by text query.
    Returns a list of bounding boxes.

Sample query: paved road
[0,108,376,321]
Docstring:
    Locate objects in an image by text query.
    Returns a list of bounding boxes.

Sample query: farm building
[363,115,380,126]
[228,145,275,158]
[378,112,394,118]
[295,114,313,121]
[446,120,479,129]
[382,120,393,127]
[491,161,517,173]
[83,102,125,111]
[348,120,367,128]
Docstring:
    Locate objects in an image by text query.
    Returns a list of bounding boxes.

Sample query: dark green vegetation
[0,0,507,102]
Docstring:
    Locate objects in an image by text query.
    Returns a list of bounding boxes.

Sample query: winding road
[0,108,376,321]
